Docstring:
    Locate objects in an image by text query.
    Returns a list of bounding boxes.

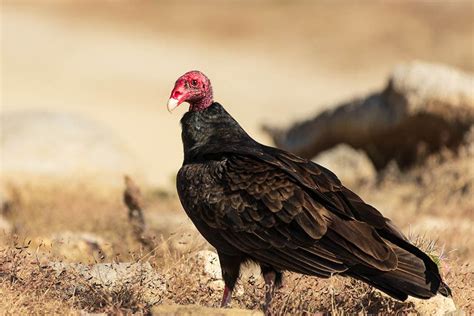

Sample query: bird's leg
[263,270,276,314]
[218,252,242,308]
[221,285,233,307]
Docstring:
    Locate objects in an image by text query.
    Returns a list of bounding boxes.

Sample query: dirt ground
[1,0,473,315]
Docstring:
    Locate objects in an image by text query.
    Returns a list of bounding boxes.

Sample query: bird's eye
[191,79,198,86]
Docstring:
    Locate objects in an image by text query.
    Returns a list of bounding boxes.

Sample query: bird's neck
[180,103,253,163]
[189,89,214,112]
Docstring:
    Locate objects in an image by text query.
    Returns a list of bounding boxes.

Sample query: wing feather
[177,153,399,275]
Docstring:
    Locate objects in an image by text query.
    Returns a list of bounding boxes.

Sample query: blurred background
[1,1,474,314]
[2,0,473,188]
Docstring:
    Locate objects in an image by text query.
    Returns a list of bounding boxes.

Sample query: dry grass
[0,234,453,315]
[0,238,416,315]
[0,239,154,314]
[1,145,473,314]
[0,243,76,315]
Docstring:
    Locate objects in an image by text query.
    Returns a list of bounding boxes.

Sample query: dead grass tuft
[1,238,158,314]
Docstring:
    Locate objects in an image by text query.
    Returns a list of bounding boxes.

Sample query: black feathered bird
[167,70,451,311]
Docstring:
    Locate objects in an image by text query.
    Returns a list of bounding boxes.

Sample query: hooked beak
[167,98,180,113]
[167,81,188,113]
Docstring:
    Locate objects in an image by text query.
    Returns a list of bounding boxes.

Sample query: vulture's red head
[167,71,214,112]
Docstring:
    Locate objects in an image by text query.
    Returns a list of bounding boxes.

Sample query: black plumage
[176,102,451,306]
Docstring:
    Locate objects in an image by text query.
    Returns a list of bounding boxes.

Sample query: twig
[123,175,154,251]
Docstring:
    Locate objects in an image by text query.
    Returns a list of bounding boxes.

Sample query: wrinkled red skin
[169,70,214,112]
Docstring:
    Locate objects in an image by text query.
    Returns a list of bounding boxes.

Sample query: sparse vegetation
[1,143,473,314]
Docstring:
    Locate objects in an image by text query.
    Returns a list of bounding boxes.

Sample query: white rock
[193,251,260,298]
[240,262,261,282]
[208,280,225,292]
[51,262,166,305]
[196,250,222,280]
[407,295,457,316]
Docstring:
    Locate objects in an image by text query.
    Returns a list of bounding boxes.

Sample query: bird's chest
[177,161,227,223]
[177,161,247,253]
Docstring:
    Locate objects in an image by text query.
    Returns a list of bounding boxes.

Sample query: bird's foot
[220,285,232,308]
[263,271,276,315]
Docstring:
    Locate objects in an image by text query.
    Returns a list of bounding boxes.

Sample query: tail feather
[346,244,451,301]
[438,281,452,297]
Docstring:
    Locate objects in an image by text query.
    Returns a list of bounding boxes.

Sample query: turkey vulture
[167,71,451,311]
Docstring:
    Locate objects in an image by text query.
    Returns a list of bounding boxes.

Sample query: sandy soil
[2,0,473,187]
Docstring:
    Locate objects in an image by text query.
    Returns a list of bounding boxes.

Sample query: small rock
[195,250,222,280]
[208,280,225,292]
[193,250,261,283]
[407,295,457,316]
[192,251,259,298]
[51,262,166,305]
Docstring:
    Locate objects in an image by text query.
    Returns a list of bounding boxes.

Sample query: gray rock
[51,262,166,305]
[407,295,457,316]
